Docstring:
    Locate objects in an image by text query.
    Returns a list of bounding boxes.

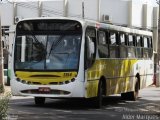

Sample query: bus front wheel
[34,97,45,105]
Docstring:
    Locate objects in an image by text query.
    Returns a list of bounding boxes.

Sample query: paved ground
[4,86,160,120]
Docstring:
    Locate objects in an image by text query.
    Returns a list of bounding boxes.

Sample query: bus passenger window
[128,35,133,46]
[127,35,136,58]
[120,34,127,58]
[99,31,106,44]
[137,36,142,47]
[136,36,143,58]
[148,37,153,48]
[147,37,153,58]
[109,32,117,58]
[143,37,149,58]
[85,27,96,68]
[98,31,109,58]
[120,34,125,45]
[144,37,148,48]
[110,33,116,45]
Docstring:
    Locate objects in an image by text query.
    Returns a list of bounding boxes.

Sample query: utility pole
[156,0,160,63]
[82,0,84,19]
[38,1,42,17]
[158,0,160,64]
[63,0,68,17]
[155,0,160,87]
[0,15,4,87]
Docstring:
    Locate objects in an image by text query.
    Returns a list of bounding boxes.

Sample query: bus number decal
[64,73,72,77]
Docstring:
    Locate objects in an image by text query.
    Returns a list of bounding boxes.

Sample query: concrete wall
[41,1,63,17]
[0,3,14,26]
[16,2,39,18]
[0,0,158,30]
[100,0,128,26]
[68,0,82,18]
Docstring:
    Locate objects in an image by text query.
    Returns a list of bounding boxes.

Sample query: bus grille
[16,78,75,85]
[21,89,70,95]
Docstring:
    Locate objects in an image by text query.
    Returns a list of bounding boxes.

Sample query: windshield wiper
[32,35,46,59]
[32,35,45,50]
[48,35,65,57]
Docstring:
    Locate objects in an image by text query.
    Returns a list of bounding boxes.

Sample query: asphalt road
[7,86,160,120]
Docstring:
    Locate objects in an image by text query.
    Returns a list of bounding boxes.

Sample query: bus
[11,17,154,108]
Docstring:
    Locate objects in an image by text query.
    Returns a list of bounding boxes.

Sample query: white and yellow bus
[11,17,154,108]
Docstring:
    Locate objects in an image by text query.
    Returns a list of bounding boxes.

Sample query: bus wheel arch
[135,73,140,90]
[94,76,106,108]
[121,74,140,101]
[134,73,141,99]
[99,76,106,95]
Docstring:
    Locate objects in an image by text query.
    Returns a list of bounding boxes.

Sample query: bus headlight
[16,77,21,82]
[21,80,27,84]
[16,78,31,84]
[71,78,75,82]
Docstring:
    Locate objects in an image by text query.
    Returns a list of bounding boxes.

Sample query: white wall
[0,0,158,30]
[129,0,144,28]
[41,1,63,17]
[84,0,98,21]
[16,2,39,18]
[0,3,14,26]
[68,0,82,18]
[68,0,98,21]
[100,0,128,26]
[145,4,153,28]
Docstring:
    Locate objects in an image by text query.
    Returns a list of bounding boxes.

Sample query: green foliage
[0,87,11,119]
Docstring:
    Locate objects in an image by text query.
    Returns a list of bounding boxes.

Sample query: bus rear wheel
[121,78,139,101]
[94,81,103,108]
[34,97,45,105]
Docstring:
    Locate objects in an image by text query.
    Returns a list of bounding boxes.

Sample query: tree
[156,0,160,64]
[0,16,4,91]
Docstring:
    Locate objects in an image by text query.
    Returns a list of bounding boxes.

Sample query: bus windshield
[14,20,82,71]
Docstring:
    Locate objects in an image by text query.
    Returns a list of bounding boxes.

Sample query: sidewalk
[139,85,160,101]
[4,85,11,94]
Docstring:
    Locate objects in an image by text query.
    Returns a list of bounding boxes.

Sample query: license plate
[38,87,51,93]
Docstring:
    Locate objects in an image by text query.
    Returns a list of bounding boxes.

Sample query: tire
[133,79,139,100]
[94,81,103,108]
[34,97,45,105]
[121,78,139,101]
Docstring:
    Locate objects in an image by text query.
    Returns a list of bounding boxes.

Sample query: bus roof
[18,17,152,37]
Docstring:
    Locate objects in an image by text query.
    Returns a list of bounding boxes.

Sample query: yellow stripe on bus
[15,71,77,85]
[86,59,138,98]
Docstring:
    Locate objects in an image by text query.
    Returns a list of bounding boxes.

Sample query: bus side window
[143,36,149,58]
[137,36,143,47]
[136,36,143,58]
[128,35,133,46]
[148,37,153,58]
[120,34,125,45]
[144,37,148,48]
[109,32,118,58]
[110,32,116,45]
[85,27,96,69]
[127,35,136,58]
[119,33,127,58]
[98,30,109,58]
[148,37,153,48]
